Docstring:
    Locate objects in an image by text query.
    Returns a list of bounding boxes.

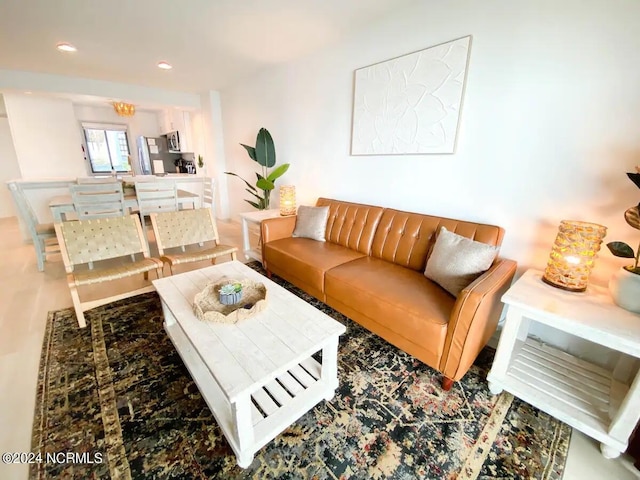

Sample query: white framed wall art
[351,35,472,155]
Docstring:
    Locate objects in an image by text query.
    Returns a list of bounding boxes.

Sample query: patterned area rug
[31,263,571,479]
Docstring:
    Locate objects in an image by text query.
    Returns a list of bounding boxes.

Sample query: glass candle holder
[279,185,296,216]
[542,220,607,292]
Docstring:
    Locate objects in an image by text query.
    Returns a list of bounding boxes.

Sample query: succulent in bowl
[219,283,242,295]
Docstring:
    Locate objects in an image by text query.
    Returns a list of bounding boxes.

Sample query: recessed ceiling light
[56,42,77,52]
[24,91,32,95]
[157,62,173,70]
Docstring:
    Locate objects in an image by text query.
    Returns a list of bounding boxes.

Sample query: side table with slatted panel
[487,269,640,459]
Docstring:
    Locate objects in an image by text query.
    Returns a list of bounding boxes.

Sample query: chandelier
[112,102,135,117]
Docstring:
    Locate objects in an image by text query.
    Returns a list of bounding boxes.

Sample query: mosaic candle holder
[279,185,296,216]
[542,220,607,292]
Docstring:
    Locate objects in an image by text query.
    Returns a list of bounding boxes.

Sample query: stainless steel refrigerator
[136,136,182,175]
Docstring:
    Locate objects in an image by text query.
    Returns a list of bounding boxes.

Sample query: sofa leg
[442,377,454,391]
[266,269,272,279]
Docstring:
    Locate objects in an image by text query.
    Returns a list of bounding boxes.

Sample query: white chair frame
[70,182,127,220]
[202,177,216,210]
[7,182,60,271]
[134,180,179,244]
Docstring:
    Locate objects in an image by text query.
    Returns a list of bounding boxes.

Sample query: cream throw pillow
[292,205,330,242]
[424,227,499,297]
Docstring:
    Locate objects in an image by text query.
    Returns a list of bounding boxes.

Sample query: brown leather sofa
[261,198,517,390]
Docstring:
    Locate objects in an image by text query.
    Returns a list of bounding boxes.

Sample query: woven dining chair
[7,181,60,271]
[54,214,164,328]
[150,208,237,275]
[70,182,127,220]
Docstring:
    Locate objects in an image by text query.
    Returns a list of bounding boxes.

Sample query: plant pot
[219,290,243,305]
[609,267,640,313]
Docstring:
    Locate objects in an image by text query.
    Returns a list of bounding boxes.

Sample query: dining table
[49,189,201,222]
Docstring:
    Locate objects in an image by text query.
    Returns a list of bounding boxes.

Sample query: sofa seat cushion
[325,256,454,355]
[264,237,366,295]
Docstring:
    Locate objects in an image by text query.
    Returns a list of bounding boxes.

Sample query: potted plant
[219,282,243,305]
[606,167,640,313]
[225,128,290,210]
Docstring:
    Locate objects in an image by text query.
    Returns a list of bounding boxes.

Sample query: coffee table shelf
[153,261,346,468]
[165,317,330,464]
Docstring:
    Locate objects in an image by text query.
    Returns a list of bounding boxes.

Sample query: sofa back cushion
[316,198,384,255]
[371,209,504,272]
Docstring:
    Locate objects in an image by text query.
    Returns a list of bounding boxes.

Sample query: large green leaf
[256,177,275,191]
[266,163,290,182]
[240,144,257,162]
[607,241,636,258]
[225,172,257,192]
[244,199,262,209]
[255,174,272,191]
[625,205,640,231]
[255,128,276,168]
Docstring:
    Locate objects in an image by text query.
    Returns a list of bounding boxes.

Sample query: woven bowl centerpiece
[193,278,267,324]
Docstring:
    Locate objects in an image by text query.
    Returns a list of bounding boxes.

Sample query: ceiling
[0,0,416,94]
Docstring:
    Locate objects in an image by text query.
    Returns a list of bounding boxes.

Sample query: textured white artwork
[351,36,471,155]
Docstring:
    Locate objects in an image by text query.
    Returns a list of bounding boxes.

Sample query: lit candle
[564,255,580,265]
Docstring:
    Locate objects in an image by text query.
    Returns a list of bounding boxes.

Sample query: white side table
[487,269,640,459]
[238,209,281,262]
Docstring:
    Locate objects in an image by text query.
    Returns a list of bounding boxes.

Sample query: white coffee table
[152,260,346,468]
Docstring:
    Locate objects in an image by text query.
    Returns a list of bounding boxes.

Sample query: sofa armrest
[439,258,517,381]
[261,216,297,244]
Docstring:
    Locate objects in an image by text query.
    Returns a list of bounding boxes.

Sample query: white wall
[3,94,85,178]
[190,110,207,169]
[73,104,161,173]
[0,95,21,217]
[220,1,640,366]
[201,91,230,219]
[0,118,21,217]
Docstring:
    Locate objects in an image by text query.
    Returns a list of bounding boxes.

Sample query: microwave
[166,131,181,152]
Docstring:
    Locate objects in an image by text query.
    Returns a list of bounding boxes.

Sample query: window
[82,124,131,173]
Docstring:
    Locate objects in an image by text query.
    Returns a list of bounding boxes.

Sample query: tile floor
[0,215,638,480]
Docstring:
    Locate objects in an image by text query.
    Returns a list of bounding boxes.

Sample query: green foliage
[219,283,242,295]
[255,128,276,168]
[225,128,290,210]
[607,172,640,275]
[607,242,635,259]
